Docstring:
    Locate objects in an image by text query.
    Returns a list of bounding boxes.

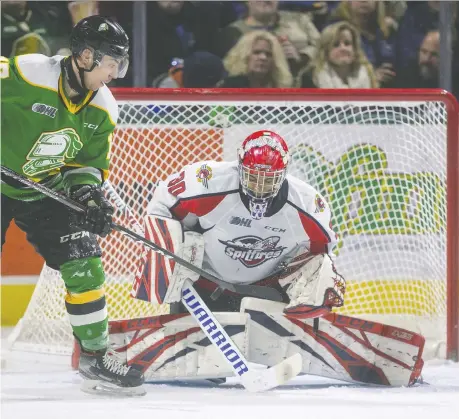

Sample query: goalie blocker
[72,296,424,387]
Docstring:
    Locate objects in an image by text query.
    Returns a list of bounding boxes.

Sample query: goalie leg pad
[105,312,250,382]
[240,297,424,386]
[131,215,205,304]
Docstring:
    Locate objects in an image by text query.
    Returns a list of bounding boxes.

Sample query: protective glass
[97,53,129,78]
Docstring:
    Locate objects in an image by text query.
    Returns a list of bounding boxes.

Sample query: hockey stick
[102,181,302,391]
[102,181,144,235]
[182,279,302,392]
[0,166,282,302]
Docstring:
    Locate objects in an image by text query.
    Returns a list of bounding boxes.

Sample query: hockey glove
[69,185,114,237]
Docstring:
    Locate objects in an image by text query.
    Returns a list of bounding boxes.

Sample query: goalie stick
[100,180,303,392]
[0,165,282,302]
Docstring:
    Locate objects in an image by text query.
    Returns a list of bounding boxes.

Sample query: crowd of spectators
[2,1,458,97]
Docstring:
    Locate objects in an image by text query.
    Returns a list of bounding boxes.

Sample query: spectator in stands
[383,1,407,32]
[217,0,320,77]
[146,1,221,82]
[394,31,440,90]
[298,21,377,88]
[395,1,441,71]
[328,1,397,87]
[1,1,72,57]
[102,1,230,86]
[278,1,333,31]
[152,51,226,88]
[220,30,293,88]
[68,1,99,25]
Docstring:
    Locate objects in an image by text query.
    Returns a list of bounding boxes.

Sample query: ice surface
[2,327,458,419]
[1,352,458,419]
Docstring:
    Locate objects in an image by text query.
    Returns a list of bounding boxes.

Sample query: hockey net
[7,89,459,362]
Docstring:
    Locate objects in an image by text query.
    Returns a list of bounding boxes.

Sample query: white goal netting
[7,90,458,361]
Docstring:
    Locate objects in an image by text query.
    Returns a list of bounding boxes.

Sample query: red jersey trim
[287,201,331,254]
[170,190,239,220]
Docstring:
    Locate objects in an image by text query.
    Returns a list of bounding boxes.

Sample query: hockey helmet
[238,130,289,219]
[70,15,129,78]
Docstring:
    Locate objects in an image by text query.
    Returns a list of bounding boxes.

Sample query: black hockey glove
[69,185,114,238]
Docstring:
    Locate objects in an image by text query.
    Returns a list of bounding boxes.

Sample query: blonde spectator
[328,1,396,87]
[217,1,320,76]
[298,21,377,88]
[220,30,293,88]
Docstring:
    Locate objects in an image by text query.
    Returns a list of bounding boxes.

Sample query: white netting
[8,93,454,359]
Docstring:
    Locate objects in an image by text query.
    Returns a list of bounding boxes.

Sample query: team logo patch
[219,235,286,267]
[98,23,109,32]
[196,164,212,188]
[315,194,326,213]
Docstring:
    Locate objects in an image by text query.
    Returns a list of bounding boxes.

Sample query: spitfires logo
[196,164,213,188]
[219,235,286,267]
[315,194,326,213]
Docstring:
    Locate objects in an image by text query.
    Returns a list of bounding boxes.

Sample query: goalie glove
[280,253,346,319]
[132,215,205,304]
[69,185,114,238]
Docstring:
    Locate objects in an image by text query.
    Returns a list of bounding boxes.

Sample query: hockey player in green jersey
[1,15,144,396]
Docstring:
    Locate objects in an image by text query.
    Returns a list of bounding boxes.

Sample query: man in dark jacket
[395,31,440,89]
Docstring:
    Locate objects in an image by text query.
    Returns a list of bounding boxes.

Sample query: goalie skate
[79,348,146,397]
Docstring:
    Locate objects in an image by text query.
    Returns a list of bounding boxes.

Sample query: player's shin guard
[60,256,109,351]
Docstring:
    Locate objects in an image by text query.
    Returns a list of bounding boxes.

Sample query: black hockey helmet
[70,15,129,78]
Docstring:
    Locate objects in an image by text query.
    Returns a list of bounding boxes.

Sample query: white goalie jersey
[146,160,338,285]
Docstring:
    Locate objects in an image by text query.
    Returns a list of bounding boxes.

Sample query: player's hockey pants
[1,193,109,352]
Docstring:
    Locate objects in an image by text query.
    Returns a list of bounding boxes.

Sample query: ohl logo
[219,235,286,267]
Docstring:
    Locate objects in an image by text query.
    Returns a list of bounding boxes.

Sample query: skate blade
[80,380,146,397]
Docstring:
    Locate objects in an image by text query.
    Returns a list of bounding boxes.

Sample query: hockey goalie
[102,130,424,388]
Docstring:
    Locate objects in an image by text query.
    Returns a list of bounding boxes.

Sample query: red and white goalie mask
[238,130,289,220]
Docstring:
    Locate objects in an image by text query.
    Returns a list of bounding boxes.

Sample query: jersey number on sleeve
[167,171,186,196]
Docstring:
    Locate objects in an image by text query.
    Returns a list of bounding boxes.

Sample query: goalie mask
[238,131,289,220]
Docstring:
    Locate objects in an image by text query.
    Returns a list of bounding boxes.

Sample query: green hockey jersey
[1,53,118,201]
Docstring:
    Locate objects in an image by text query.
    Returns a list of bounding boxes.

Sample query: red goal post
[7,88,459,362]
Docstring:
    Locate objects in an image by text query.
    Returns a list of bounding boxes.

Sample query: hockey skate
[79,347,146,397]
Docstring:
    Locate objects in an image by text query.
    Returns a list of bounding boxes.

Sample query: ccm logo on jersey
[60,231,90,243]
[219,235,286,267]
[83,123,99,130]
[32,103,57,118]
[181,287,249,376]
[265,226,286,233]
